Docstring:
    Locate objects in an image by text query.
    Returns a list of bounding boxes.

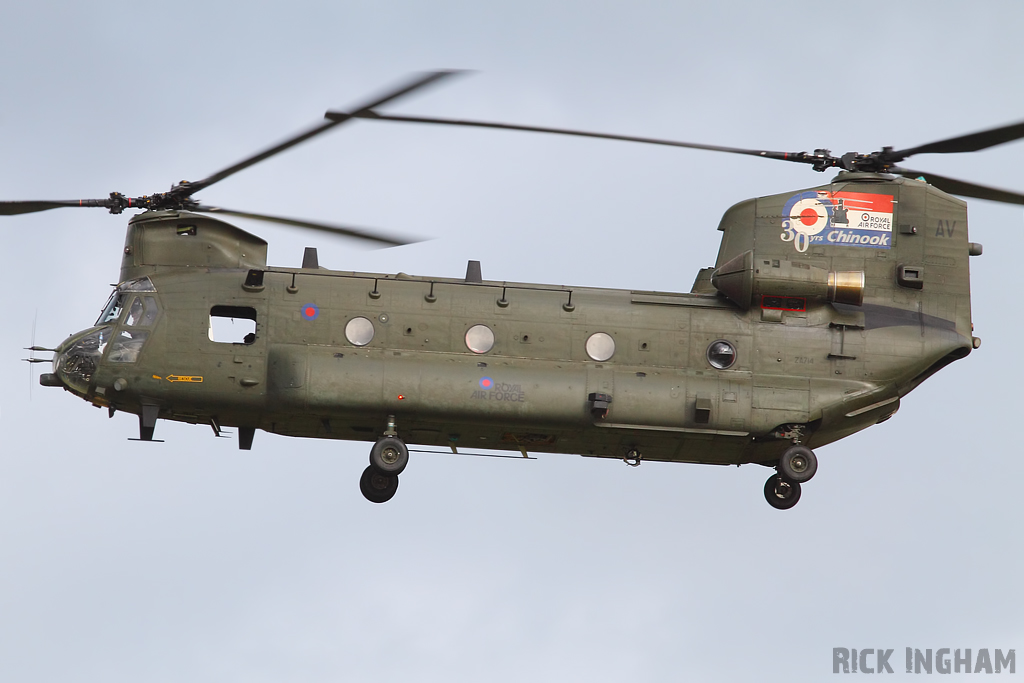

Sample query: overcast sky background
[2,2,1023,681]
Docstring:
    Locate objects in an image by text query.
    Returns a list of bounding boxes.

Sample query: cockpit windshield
[96,291,125,325]
[120,276,157,293]
[95,277,157,325]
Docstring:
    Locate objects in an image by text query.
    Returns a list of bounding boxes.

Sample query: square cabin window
[209,305,257,344]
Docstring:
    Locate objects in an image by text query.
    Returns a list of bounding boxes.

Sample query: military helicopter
[6,71,1024,509]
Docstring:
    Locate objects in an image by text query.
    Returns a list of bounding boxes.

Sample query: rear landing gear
[778,444,817,483]
[360,465,399,503]
[359,416,408,504]
[764,474,801,510]
[370,436,409,475]
[763,444,818,510]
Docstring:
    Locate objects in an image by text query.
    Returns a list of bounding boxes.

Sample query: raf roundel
[479,377,494,390]
[301,303,319,321]
[784,192,832,235]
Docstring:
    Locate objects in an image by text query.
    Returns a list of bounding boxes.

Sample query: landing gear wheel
[370,436,409,475]
[764,474,801,510]
[360,465,399,504]
[778,444,817,483]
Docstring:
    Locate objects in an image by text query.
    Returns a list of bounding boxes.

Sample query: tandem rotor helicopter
[6,71,1024,509]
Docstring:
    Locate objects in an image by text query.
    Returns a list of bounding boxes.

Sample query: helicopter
[5,71,1023,509]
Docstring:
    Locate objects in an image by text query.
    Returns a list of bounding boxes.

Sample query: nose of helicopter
[46,326,113,395]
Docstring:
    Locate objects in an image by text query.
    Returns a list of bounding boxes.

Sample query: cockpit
[96,276,159,326]
[54,277,161,394]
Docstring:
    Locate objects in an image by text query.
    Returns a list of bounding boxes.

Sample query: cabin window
[465,325,495,354]
[706,340,736,369]
[209,305,258,344]
[585,332,616,362]
[345,317,375,346]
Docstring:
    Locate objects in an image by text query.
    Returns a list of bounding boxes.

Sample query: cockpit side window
[127,297,143,325]
[108,330,149,363]
[126,296,159,327]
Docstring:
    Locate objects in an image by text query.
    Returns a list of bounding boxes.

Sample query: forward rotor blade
[192,204,418,247]
[0,199,113,215]
[892,119,1024,159]
[341,111,812,164]
[891,168,1024,205]
[188,70,464,195]
[330,70,467,120]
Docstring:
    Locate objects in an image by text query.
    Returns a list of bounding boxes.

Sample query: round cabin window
[706,340,736,369]
[585,332,616,362]
[465,324,495,354]
[345,317,375,346]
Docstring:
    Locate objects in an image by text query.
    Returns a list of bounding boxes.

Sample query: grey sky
[2,2,1023,681]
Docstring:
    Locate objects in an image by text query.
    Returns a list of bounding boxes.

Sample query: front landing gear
[359,416,408,504]
[763,444,818,510]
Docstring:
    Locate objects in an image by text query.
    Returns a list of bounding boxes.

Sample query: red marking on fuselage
[800,208,820,226]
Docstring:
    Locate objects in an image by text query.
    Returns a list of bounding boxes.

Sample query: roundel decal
[479,377,494,390]
[783,191,833,236]
[301,303,320,321]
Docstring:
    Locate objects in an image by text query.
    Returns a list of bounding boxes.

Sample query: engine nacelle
[711,250,863,310]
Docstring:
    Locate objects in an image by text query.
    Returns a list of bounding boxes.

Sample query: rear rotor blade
[891,168,1024,205]
[892,119,1024,159]
[187,70,465,195]
[192,204,419,247]
[339,111,823,165]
